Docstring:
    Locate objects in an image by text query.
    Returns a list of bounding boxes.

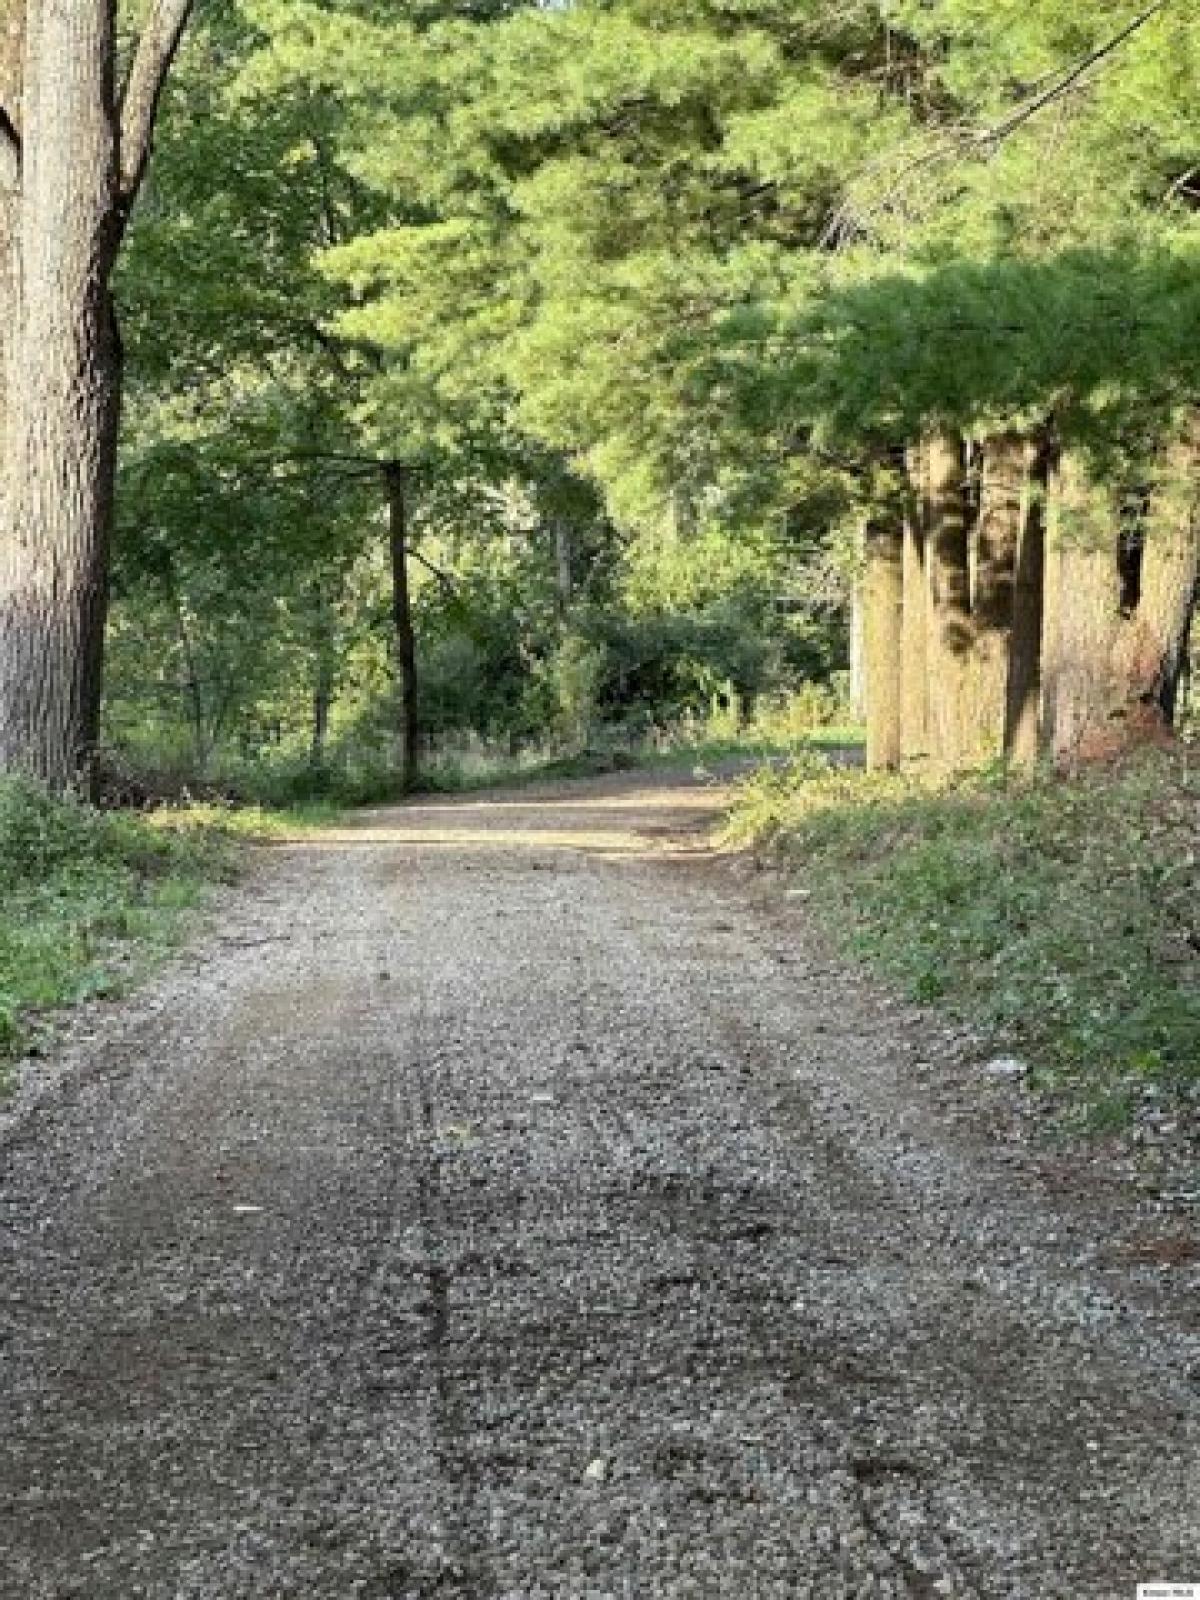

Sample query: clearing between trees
[0,768,1196,1599]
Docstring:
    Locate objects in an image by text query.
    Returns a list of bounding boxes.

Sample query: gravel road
[1,770,1197,1599]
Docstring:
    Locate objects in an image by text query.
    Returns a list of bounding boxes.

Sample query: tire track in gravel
[0,769,1197,1599]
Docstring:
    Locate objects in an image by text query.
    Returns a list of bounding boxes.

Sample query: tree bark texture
[899,444,930,763]
[862,513,903,772]
[924,432,972,769]
[0,0,23,454]
[1114,428,1199,727]
[848,581,866,721]
[964,432,1026,761]
[1004,438,1049,766]
[386,463,419,789]
[0,0,192,790]
[0,0,121,788]
[1042,453,1123,764]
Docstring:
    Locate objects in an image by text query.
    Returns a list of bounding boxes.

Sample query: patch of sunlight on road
[283,782,732,858]
[305,827,685,856]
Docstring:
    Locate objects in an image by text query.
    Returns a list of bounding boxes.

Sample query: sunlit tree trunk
[862,512,903,771]
[1116,427,1199,726]
[1043,453,1123,763]
[924,432,971,769]
[0,0,23,457]
[385,463,419,789]
[1043,431,1198,765]
[848,581,866,721]
[899,444,930,765]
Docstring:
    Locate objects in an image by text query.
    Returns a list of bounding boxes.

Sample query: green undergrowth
[0,780,308,1078]
[726,748,1200,1130]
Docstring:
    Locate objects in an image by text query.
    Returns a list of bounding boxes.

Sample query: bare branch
[117,0,195,215]
[0,104,18,195]
[409,548,459,597]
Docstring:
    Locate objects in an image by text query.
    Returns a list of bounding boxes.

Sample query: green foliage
[104,0,1197,797]
[0,781,240,1071]
[728,749,1200,1123]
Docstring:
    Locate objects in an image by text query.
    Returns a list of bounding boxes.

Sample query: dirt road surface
[0,771,1197,1598]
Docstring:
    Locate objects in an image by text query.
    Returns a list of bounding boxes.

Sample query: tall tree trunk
[967,432,1026,760]
[1004,437,1050,766]
[1043,453,1122,764]
[848,581,866,721]
[1042,432,1198,765]
[385,463,419,789]
[0,0,23,457]
[862,512,903,771]
[0,3,120,790]
[924,432,971,769]
[161,561,207,772]
[900,443,930,763]
[554,521,573,618]
[0,0,192,791]
[1116,427,1199,726]
[309,585,336,768]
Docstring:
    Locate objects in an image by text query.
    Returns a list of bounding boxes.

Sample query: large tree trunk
[385,463,419,789]
[0,0,23,453]
[1116,428,1199,726]
[1042,453,1130,764]
[0,0,191,791]
[1004,438,1050,766]
[924,432,972,769]
[966,432,1025,760]
[900,443,930,764]
[862,512,903,771]
[0,3,121,789]
[1042,432,1198,765]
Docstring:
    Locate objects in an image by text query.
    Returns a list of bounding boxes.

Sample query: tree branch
[822,0,1173,248]
[117,0,195,216]
[979,0,1170,149]
[409,548,458,597]
[0,104,19,195]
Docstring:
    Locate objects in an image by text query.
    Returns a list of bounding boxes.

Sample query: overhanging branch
[117,0,195,216]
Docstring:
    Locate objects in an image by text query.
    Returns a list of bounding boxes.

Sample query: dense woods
[0,0,1196,791]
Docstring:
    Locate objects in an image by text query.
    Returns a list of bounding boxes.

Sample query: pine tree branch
[823,0,1173,247]
[117,0,195,216]
[979,0,1170,149]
